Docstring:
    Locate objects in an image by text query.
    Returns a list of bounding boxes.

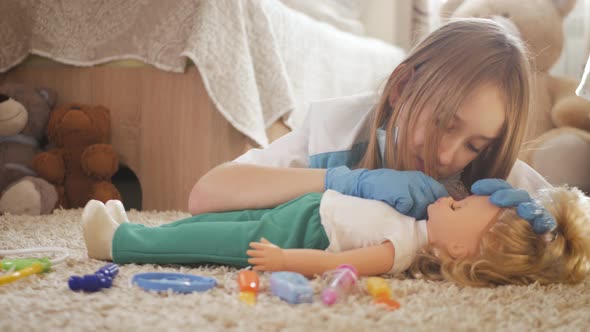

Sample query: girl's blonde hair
[409,186,590,287]
[358,18,532,188]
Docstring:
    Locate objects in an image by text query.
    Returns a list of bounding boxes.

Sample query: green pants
[112,193,330,267]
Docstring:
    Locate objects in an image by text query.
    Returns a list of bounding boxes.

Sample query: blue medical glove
[325,166,449,220]
[470,179,556,234]
[471,179,532,207]
[517,202,557,235]
[471,178,514,196]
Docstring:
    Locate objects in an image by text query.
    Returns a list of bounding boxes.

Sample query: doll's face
[410,84,505,178]
[426,195,501,257]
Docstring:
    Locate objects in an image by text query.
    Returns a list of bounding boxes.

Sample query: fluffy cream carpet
[1,208,589,332]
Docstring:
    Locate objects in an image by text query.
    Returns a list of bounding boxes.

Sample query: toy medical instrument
[270,271,313,304]
[366,277,400,310]
[68,263,119,292]
[320,264,358,305]
[238,269,259,304]
[0,262,44,285]
[132,272,217,294]
[0,247,69,285]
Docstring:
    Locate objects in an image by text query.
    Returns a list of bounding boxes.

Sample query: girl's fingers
[252,265,265,271]
[249,242,264,249]
[246,249,264,257]
[259,237,278,247]
[248,257,264,265]
[249,242,274,249]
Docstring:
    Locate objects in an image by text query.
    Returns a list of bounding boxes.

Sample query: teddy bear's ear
[46,105,71,142]
[440,0,465,21]
[552,0,577,17]
[36,88,57,109]
[89,105,111,141]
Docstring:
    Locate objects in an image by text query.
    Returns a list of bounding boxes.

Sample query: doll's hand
[247,238,286,272]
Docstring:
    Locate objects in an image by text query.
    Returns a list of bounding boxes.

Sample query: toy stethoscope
[0,247,70,285]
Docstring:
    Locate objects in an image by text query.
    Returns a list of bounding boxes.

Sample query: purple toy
[68,263,119,292]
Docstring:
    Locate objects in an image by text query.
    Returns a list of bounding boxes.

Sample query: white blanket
[0,0,405,147]
[193,0,406,145]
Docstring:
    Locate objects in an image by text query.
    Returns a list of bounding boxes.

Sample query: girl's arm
[247,239,395,277]
[188,163,326,214]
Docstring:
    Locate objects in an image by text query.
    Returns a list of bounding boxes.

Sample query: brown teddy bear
[33,103,122,209]
[441,0,590,193]
[0,82,58,215]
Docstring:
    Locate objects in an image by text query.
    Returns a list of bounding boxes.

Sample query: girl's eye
[434,116,453,130]
[467,143,481,153]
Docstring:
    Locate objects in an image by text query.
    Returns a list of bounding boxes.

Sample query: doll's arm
[247,238,394,277]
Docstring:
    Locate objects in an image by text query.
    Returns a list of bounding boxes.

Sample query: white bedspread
[1,0,405,147]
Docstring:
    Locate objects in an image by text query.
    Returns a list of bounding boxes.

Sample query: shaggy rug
[1,208,589,332]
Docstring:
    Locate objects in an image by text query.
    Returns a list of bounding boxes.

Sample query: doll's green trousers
[112,193,330,267]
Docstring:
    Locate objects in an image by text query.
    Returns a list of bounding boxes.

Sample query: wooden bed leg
[138,66,248,211]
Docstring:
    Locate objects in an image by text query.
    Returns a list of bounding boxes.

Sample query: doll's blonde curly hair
[408,186,590,287]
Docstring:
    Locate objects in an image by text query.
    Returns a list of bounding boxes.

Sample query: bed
[0,0,405,211]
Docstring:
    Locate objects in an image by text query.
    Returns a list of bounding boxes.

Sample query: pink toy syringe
[321,264,358,305]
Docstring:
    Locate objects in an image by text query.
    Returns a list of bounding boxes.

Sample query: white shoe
[105,200,129,224]
[82,199,117,260]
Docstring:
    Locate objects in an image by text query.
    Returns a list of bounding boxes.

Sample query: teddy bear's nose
[61,109,91,130]
[0,94,9,103]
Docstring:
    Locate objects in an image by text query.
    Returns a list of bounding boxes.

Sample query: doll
[82,179,590,287]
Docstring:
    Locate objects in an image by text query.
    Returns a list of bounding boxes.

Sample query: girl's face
[411,84,506,178]
[427,195,501,257]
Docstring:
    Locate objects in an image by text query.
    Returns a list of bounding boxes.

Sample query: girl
[188,18,549,219]
[82,179,590,287]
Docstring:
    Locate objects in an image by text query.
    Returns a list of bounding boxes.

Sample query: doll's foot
[105,200,129,224]
[82,200,118,260]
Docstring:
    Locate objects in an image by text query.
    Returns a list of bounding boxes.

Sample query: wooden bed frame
[2,61,289,211]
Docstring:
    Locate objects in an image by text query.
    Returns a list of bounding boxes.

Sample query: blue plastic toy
[131,272,217,294]
[270,271,313,304]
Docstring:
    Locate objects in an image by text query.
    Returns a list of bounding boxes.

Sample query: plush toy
[33,103,122,209]
[0,82,58,215]
[441,0,590,193]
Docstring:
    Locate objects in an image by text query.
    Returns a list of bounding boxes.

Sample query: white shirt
[234,93,552,193]
[319,189,428,275]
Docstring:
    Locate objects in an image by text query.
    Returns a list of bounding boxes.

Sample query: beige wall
[552,0,590,78]
[361,0,412,49]
[361,0,443,50]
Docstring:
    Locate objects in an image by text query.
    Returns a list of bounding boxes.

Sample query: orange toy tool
[238,270,259,304]
[366,277,401,310]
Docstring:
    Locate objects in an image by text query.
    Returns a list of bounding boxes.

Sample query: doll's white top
[234,93,552,193]
[319,189,428,275]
